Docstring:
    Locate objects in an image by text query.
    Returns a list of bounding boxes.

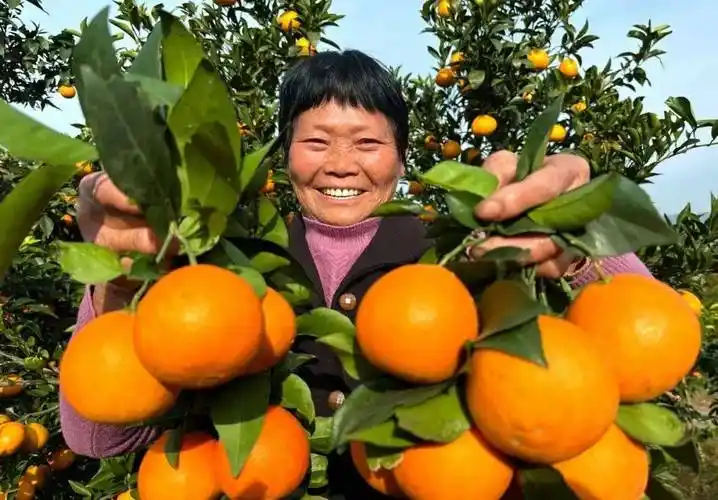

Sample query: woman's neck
[302,215,381,306]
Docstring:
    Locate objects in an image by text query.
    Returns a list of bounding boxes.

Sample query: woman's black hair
[278,50,409,162]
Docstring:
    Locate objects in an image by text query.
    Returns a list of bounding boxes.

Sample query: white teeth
[321,188,362,198]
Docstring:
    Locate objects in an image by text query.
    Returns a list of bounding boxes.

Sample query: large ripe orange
[566,273,702,402]
[135,264,264,389]
[214,406,309,499]
[466,315,619,464]
[244,288,296,375]
[355,264,479,384]
[350,442,405,498]
[137,431,221,500]
[394,428,513,500]
[553,424,649,500]
[59,311,178,425]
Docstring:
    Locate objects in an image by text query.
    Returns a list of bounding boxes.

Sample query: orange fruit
[61,214,73,225]
[424,135,441,151]
[571,101,587,113]
[394,428,513,500]
[356,264,479,384]
[449,51,465,66]
[60,310,178,424]
[295,37,315,57]
[244,288,296,374]
[471,115,498,136]
[22,423,50,452]
[116,491,134,500]
[277,10,301,32]
[22,465,50,489]
[214,406,310,499]
[0,374,23,397]
[462,147,480,165]
[553,424,649,500]
[441,140,461,159]
[559,58,579,78]
[408,180,424,196]
[48,449,75,471]
[527,48,549,70]
[260,179,275,194]
[566,273,702,402]
[0,414,10,426]
[135,264,264,389]
[0,422,26,456]
[350,442,405,497]
[435,67,456,87]
[522,90,535,103]
[436,0,452,17]
[466,315,619,464]
[15,480,35,500]
[58,85,76,98]
[678,289,702,315]
[549,124,567,142]
[419,205,437,222]
[138,431,220,500]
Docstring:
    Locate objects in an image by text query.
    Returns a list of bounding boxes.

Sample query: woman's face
[288,100,403,226]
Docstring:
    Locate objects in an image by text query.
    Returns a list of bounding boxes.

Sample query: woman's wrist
[91,283,136,315]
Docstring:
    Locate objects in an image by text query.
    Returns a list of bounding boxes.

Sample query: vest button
[338,293,357,311]
[328,390,346,411]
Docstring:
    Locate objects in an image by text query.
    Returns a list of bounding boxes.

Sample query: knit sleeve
[59,286,159,458]
[568,253,653,289]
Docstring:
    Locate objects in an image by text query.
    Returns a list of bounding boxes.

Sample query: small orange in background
[419,205,437,222]
[135,264,264,389]
[549,124,567,142]
[441,140,461,159]
[678,289,702,315]
[436,0,452,17]
[466,315,619,464]
[408,180,424,196]
[22,422,50,453]
[295,37,316,57]
[449,51,465,66]
[559,58,579,78]
[243,288,296,375]
[48,448,75,471]
[61,214,73,225]
[277,10,301,32]
[527,48,549,70]
[435,67,456,87]
[0,421,26,456]
[462,147,480,165]
[553,424,649,500]
[471,115,498,136]
[138,431,220,500]
[571,101,587,113]
[566,273,702,403]
[424,134,441,151]
[60,310,178,425]
[215,406,310,499]
[22,464,51,489]
[116,491,134,500]
[394,428,514,500]
[15,479,35,500]
[356,264,479,384]
[58,84,76,99]
[350,442,405,497]
[0,374,23,398]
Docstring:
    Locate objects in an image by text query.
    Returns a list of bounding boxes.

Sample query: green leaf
[125,253,162,281]
[163,427,183,469]
[309,453,329,489]
[226,265,267,298]
[346,419,418,449]
[331,379,451,448]
[662,439,700,474]
[419,247,438,264]
[420,161,498,198]
[77,69,181,241]
[474,318,547,367]
[280,373,315,425]
[395,384,471,443]
[478,280,546,337]
[124,74,183,109]
[665,96,697,128]
[0,100,98,166]
[72,7,121,82]
[210,373,271,477]
[0,163,78,282]
[67,480,93,497]
[160,12,204,89]
[297,308,356,338]
[527,174,617,231]
[56,242,124,284]
[365,444,404,471]
[645,475,684,500]
[447,247,531,285]
[240,139,277,197]
[496,216,556,236]
[129,20,163,77]
[316,332,382,381]
[616,403,686,447]
[257,197,289,247]
[444,191,481,229]
[372,199,425,217]
[562,175,677,257]
[516,95,564,180]
[310,417,333,455]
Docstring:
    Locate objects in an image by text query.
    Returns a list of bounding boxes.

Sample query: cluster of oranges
[0,414,75,499]
[59,264,309,499]
[350,265,702,499]
[275,9,315,57]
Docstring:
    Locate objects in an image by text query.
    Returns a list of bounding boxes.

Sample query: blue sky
[18,0,718,215]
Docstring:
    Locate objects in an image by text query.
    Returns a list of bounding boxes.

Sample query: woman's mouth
[318,188,365,199]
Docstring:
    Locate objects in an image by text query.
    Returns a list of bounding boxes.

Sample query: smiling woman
[60,49,654,500]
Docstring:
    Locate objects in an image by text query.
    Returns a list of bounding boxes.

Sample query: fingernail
[477,200,502,219]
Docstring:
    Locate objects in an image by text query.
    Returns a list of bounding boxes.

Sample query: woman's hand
[468,150,591,278]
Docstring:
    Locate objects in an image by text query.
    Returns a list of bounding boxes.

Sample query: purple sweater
[59,216,652,458]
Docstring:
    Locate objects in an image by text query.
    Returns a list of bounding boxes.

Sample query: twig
[438,235,488,267]
[18,404,59,423]
[129,224,179,310]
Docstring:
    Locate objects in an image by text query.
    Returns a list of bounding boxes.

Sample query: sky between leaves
[16,0,718,216]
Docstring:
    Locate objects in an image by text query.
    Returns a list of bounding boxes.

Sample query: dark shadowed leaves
[316,332,382,381]
[516,95,564,180]
[519,467,577,500]
[478,280,546,337]
[474,318,547,367]
[240,139,278,198]
[296,308,356,338]
[160,12,204,89]
[346,419,418,449]
[445,191,482,229]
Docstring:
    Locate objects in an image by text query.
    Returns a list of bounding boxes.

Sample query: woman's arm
[568,253,652,289]
[59,287,159,458]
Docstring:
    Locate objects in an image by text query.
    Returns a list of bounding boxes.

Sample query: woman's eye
[357,138,381,147]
